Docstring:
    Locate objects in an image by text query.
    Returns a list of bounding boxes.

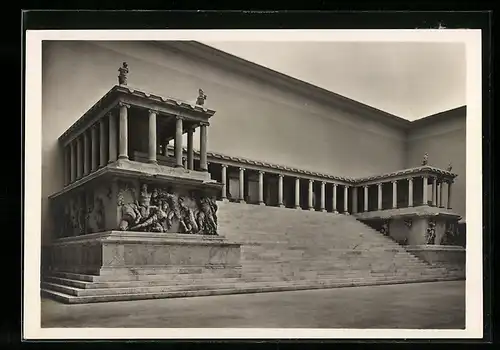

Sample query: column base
[239,200,246,204]
[333,210,339,214]
[308,208,315,211]
[175,164,184,168]
[221,198,229,203]
[259,202,266,206]
[118,155,129,160]
[295,206,301,210]
[278,204,285,208]
[344,212,350,215]
[321,209,326,213]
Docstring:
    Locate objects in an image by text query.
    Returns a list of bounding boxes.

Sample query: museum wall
[406,109,466,220]
[42,40,408,244]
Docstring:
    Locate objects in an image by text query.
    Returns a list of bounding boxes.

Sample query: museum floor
[41,280,465,329]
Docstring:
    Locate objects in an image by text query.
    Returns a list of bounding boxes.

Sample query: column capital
[446,179,454,184]
[118,101,130,108]
[333,183,338,187]
[363,184,369,188]
[221,164,228,169]
[239,167,246,172]
[344,184,350,189]
[90,123,98,130]
[175,115,184,121]
[391,180,397,184]
[148,108,159,115]
[376,182,383,186]
[258,170,265,175]
[321,181,326,185]
[199,121,210,127]
[421,175,428,179]
[278,173,284,178]
[407,177,414,182]
[308,179,314,183]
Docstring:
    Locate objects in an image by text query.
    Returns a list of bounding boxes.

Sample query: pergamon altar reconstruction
[25,32,482,337]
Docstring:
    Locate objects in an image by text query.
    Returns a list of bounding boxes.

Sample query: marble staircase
[42,201,462,303]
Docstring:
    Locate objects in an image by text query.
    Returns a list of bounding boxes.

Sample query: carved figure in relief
[197,197,218,235]
[425,219,436,245]
[118,62,129,85]
[421,152,429,166]
[178,197,199,234]
[196,88,207,106]
[380,221,389,236]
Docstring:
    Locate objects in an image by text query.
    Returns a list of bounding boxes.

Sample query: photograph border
[22,15,489,341]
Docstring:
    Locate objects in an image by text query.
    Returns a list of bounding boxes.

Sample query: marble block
[48,231,241,275]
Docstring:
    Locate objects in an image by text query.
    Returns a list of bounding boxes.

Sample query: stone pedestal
[406,245,465,278]
[48,231,241,275]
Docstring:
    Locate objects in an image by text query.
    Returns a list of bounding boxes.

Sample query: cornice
[58,84,216,146]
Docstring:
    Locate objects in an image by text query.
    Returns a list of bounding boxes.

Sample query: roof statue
[196,88,207,106]
[446,162,453,172]
[421,152,429,166]
[118,62,129,85]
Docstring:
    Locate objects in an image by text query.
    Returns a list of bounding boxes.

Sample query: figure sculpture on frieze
[178,196,199,234]
[197,196,218,235]
[425,219,436,245]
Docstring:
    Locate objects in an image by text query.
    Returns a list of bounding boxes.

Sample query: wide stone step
[41,275,462,304]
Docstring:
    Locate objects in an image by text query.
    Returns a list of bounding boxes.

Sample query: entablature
[58,84,215,147]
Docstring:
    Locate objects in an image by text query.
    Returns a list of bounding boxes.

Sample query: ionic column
[408,177,414,207]
[351,186,358,214]
[69,142,76,183]
[108,112,117,163]
[99,118,106,167]
[392,180,398,209]
[148,109,157,164]
[76,136,83,179]
[320,181,326,212]
[332,184,338,213]
[432,176,438,206]
[174,117,183,167]
[363,185,369,212]
[64,145,70,185]
[258,171,265,205]
[294,177,301,209]
[118,102,129,160]
[308,179,314,211]
[90,125,98,172]
[278,174,284,208]
[239,167,245,203]
[439,180,444,208]
[83,131,89,176]
[187,127,194,170]
[422,176,429,205]
[344,185,349,214]
[447,180,453,209]
[221,164,228,201]
[377,183,383,210]
[199,123,208,172]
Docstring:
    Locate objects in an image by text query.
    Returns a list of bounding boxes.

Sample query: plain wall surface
[41,40,465,245]
[406,109,466,219]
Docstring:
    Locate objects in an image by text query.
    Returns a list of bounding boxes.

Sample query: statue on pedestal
[196,89,207,106]
[421,152,429,166]
[118,62,129,85]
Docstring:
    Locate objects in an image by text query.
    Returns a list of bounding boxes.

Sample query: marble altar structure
[40,42,467,302]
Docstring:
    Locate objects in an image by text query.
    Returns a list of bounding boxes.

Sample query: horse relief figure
[119,184,159,231]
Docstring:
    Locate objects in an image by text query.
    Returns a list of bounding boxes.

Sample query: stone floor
[41,281,465,329]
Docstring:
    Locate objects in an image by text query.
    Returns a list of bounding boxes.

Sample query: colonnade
[63,103,209,185]
[215,164,454,212]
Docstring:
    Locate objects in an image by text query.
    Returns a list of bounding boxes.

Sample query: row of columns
[220,165,351,213]
[65,103,210,185]
[216,165,454,212]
